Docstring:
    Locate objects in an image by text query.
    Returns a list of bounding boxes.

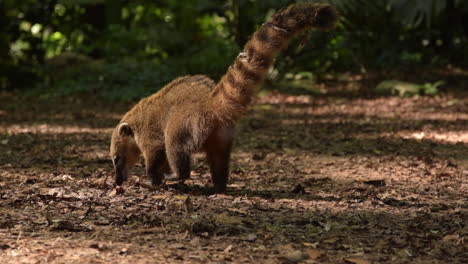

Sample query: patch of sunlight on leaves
[271,71,325,95]
[10,40,30,57]
[19,21,31,32]
[54,3,66,16]
[31,23,43,35]
[446,99,460,106]
[214,213,243,225]
[376,80,444,96]
[285,71,315,81]
[254,104,272,110]
[344,257,371,264]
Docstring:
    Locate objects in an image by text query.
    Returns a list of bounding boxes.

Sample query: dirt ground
[0,71,467,264]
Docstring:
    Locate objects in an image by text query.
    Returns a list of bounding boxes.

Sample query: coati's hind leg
[145,148,170,185]
[166,148,191,182]
[205,127,234,193]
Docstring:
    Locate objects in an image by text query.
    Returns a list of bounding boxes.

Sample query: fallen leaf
[363,179,386,187]
[215,213,243,225]
[173,195,189,201]
[281,250,308,263]
[323,238,337,244]
[115,186,125,195]
[227,208,248,215]
[442,234,460,241]
[344,257,370,264]
[184,196,193,213]
[32,144,47,154]
[168,243,185,249]
[244,233,257,242]
[46,187,65,197]
[374,239,387,250]
[190,237,200,247]
[252,152,266,160]
[305,248,323,260]
[152,194,170,200]
[109,187,125,196]
[224,244,233,253]
[181,230,189,239]
[302,242,318,248]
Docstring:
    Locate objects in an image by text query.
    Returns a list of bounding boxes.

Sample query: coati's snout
[110,123,141,186]
[113,156,127,185]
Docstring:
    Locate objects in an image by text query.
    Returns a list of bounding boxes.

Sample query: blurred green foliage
[1,0,468,100]
[331,0,468,69]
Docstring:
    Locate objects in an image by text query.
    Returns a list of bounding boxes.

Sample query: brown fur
[109,3,338,193]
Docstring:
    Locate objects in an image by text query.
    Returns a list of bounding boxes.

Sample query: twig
[101,174,109,188]
[16,231,22,243]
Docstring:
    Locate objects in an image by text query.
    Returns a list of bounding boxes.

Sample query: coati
[110,3,338,193]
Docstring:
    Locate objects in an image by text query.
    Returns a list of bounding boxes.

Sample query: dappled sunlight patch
[34,111,122,124]
[0,236,168,264]
[390,130,468,144]
[259,92,468,120]
[257,93,314,104]
[1,124,113,135]
[275,100,468,122]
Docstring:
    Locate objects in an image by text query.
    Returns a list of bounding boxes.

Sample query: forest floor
[0,69,467,264]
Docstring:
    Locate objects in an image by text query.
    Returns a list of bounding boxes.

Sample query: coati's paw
[165,181,190,193]
[114,185,125,195]
[149,174,164,186]
[140,182,167,191]
[164,173,180,182]
[212,184,227,194]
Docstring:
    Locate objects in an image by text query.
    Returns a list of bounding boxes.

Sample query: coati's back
[120,75,215,132]
[110,3,338,192]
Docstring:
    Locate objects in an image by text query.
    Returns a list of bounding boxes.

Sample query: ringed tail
[210,3,338,122]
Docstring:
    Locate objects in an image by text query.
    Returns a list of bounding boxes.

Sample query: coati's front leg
[206,141,232,193]
[145,148,170,185]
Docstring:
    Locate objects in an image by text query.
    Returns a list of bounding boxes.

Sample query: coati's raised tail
[109,3,338,193]
[210,3,338,122]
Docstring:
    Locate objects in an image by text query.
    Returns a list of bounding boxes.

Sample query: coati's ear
[118,123,134,137]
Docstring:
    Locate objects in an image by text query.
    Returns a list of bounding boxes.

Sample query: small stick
[101,174,109,188]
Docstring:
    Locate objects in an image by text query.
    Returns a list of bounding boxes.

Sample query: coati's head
[110,123,141,185]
